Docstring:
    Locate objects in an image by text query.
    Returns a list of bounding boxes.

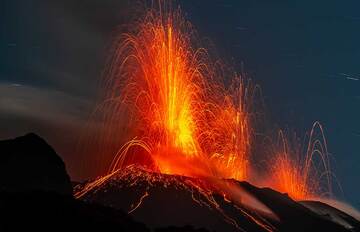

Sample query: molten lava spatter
[73,2,344,232]
[99,5,253,180]
[268,122,332,200]
[75,5,278,231]
[77,6,337,232]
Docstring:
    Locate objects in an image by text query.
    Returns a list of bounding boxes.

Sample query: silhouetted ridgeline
[0,133,72,195]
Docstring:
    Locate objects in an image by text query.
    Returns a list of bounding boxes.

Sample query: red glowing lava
[100,5,253,181]
[267,122,333,200]
[74,3,341,232]
[78,1,335,208]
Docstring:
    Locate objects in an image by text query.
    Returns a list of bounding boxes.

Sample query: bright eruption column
[80,3,333,202]
[99,6,253,181]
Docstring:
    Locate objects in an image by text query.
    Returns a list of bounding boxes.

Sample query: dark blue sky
[0,0,359,208]
[180,0,360,207]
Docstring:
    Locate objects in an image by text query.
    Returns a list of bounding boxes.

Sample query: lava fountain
[76,4,338,229]
[268,122,333,200]
[98,4,253,180]
[75,4,276,230]
[74,3,342,231]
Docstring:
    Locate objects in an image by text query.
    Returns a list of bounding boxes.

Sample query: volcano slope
[75,166,359,232]
[0,133,359,232]
[0,133,149,232]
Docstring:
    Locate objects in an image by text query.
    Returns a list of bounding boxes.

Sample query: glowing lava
[268,122,332,200]
[78,2,336,215]
[75,3,339,232]
[101,5,252,180]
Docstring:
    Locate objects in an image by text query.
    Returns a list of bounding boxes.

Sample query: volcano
[74,166,360,232]
[1,2,359,232]
[0,133,359,231]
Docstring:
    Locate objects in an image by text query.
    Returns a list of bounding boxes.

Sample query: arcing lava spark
[74,3,341,231]
[268,122,333,200]
[100,5,253,181]
[75,5,277,231]
[78,2,335,220]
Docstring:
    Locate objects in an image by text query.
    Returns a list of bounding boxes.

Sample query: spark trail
[94,4,253,181]
[76,2,337,231]
[76,3,273,231]
[268,122,333,200]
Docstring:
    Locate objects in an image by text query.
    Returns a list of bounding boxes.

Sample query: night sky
[1,0,359,208]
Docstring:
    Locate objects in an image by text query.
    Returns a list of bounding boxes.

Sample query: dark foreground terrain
[0,133,359,232]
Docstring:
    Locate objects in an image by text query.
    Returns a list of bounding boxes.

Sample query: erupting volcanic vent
[267,122,333,200]
[76,2,338,231]
[90,4,253,181]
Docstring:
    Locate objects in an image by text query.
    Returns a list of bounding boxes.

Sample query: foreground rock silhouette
[0,133,72,195]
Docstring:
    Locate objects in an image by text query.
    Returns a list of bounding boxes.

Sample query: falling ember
[96,4,253,180]
[268,122,333,200]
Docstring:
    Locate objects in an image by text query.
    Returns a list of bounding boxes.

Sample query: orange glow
[268,122,332,200]
[79,2,336,206]
[271,151,310,200]
[208,78,253,180]
[75,4,339,231]
[101,5,253,180]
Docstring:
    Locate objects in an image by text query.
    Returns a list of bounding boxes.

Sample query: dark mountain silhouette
[0,190,211,232]
[0,191,149,231]
[0,133,72,195]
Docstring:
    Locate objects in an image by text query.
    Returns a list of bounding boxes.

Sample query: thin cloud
[0,82,92,128]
